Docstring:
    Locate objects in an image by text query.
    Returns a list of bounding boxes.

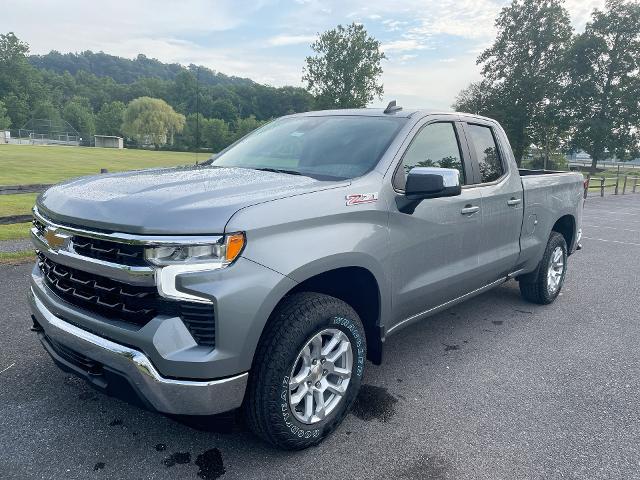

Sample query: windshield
[210,115,407,180]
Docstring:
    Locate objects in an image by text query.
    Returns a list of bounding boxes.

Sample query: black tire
[244,292,366,450]
[519,231,568,305]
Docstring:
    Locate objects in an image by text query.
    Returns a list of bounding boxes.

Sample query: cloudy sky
[2,0,606,110]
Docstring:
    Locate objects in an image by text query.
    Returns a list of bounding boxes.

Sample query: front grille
[37,254,215,347]
[38,252,160,324]
[72,236,147,266]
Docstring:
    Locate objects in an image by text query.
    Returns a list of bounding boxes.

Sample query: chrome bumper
[28,286,248,416]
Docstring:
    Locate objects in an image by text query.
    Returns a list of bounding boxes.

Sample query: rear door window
[466,124,504,183]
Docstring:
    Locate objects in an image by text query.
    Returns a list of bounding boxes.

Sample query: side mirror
[405,167,462,199]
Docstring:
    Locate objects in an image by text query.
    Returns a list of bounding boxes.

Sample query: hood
[38,165,347,234]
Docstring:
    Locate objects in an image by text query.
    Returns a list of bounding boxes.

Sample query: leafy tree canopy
[96,101,125,136]
[566,0,640,168]
[475,0,573,165]
[122,96,185,147]
[455,0,640,170]
[63,96,96,142]
[0,100,10,130]
[303,23,385,109]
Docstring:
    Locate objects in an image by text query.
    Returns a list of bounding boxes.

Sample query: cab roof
[290,107,493,121]
[293,108,426,118]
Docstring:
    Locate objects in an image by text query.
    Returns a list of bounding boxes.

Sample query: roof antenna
[384,100,402,114]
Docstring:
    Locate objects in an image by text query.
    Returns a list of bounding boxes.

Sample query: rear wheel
[244,292,366,450]
[519,231,568,305]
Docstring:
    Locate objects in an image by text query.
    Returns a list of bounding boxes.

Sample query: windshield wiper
[254,167,304,176]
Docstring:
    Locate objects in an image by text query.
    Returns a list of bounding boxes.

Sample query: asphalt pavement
[1,194,640,480]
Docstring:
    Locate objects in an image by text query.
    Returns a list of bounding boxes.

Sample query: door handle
[460,205,480,215]
[507,198,521,206]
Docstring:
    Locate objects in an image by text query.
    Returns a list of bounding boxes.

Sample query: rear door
[387,117,487,328]
[461,121,523,282]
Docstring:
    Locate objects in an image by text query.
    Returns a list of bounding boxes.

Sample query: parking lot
[1,194,640,480]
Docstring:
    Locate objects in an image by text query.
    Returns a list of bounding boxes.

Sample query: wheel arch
[551,214,576,253]
[255,257,389,366]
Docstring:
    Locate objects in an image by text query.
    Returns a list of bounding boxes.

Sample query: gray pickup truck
[28,105,584,449]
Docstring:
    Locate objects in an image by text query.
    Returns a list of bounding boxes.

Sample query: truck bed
[518,168,570,176]
[516,169,584,274]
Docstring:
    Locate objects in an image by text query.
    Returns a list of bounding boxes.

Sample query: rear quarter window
[466,124,504,183]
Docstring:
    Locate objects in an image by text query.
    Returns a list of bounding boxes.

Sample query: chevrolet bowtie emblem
[43,227,68,251]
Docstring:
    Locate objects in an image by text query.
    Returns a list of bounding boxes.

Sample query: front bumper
[29,287,248,415]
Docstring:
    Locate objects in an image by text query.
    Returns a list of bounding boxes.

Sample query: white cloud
[565,0,606,30]
[381,39,429,54]
[399,54,418,63]
[266,34,316,47]
[407,0,500,41]
[375,54,482,110]
[0,0,264,57]
[381,19,409,32]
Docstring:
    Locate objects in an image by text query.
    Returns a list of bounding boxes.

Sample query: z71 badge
[346,193,378,206]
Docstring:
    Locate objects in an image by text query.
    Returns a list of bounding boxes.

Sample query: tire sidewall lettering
[331,316,365,378]
[276,315,365,440]
[280,375,320,439]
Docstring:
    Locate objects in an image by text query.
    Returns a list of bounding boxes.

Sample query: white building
[94,135,124,149]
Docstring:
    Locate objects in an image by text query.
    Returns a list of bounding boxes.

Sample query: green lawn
[0,144,200,185]
[0,222,31,241]
[0,193,38,216]
[0,144,200,243]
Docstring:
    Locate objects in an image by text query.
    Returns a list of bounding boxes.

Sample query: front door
[387,120,485,328]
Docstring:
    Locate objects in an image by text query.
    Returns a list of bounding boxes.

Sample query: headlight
[145,232,245,266]
[146,233,245,303]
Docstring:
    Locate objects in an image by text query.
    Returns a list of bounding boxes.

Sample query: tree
[122,96,185,147]
[303,23,385,109]
[453,81,500,116]
[204,118,230,152]
[62,97,95,144]
[229,116,265,143]
[470,0,574,165]
[0,100,10,129]
[0,32,48,127]
[180,113,208,150]
[32,100,62,124]
[566,0,640,171]
[95,101,125,136]
[209,98,238,124]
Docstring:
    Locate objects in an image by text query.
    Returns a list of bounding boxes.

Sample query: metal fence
[3,118,82,146]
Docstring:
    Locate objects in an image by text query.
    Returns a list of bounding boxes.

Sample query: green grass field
[0,222,31,241]
[0,145,200,242]
[0,144,200,185]
[0,193,38,216]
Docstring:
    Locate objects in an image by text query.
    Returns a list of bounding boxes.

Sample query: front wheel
[244,292,366,450]
[519,231,568,304]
